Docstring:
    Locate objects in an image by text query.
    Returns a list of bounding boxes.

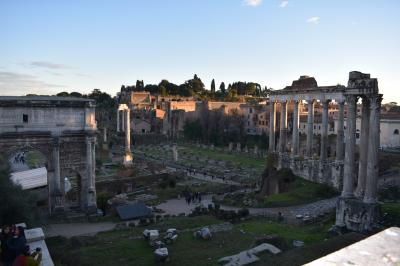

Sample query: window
[394,129,399,135]
[304,125,306,129]
[23,114,28,123]
[250,108,253,113]
[314,125,316,129]
[319,126,321,130]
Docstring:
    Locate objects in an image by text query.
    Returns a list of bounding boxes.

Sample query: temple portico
[269,72,382,232]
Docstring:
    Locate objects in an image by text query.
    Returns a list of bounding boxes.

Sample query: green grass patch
[181,145,265,171]
[259,178,338,207]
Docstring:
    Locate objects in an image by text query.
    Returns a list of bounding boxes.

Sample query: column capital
[369,94,383,110]
[345,94,359,104]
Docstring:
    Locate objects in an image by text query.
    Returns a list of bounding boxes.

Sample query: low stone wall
[279,153,343,189]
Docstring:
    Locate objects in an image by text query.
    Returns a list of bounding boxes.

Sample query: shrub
[238,208,250,217]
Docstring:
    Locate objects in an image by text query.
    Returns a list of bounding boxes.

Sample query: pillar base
[335,197,381,233]
[123,152,133,167]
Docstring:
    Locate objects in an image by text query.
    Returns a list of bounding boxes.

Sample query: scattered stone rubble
[218,243,281,266]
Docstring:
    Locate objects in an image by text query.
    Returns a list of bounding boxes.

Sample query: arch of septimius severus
[0,96,98,215]
[269,71,382,232]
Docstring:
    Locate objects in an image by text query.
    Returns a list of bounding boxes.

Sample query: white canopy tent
[11,167,47,190]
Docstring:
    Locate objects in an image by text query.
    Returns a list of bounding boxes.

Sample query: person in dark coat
[7,226,26,264]
[1,225,13,266]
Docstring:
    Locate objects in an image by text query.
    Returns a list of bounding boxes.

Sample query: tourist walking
[1,226,12,266]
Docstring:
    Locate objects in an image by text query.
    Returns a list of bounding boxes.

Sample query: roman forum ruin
[0,96,98,214]
[117,103,133,166]
[269,71,382,231]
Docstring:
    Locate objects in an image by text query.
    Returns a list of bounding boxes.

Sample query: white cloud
[242,0,263,7]
[280,1,288,8]
[29,61,72,69]
[0,71,66,95]
[307,16,320,24]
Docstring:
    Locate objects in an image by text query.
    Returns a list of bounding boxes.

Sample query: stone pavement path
[156,195,338,220]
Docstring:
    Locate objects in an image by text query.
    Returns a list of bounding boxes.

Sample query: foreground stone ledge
[305,227,400,266]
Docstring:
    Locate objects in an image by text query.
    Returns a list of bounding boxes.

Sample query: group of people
[183,191,202,205]
[0,225,42,266]
[13,153,26,165]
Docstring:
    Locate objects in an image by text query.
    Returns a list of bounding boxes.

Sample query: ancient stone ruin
[269,71,382,232]
[0,96,98,214]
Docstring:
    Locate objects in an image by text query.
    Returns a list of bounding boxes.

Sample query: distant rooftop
[0,96,94,102]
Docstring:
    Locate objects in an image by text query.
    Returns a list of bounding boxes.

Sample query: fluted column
[306,100,315,157]
[336,101,345,161]
[291,100,300,156]
[279,101,288,153]
[356,97,370,198]
[342,95,357,198]
[320,100,330,162]
[269,101,276,153]
[363,95,382,203]
[117,110,120,132]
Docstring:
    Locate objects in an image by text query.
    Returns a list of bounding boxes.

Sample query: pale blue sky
[0,0,399,103]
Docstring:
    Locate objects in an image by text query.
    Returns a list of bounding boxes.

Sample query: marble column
[363,95,382,203]
[336,101,345,161]
[121,110,126,133]
[86,136,96,209]
[356,97,370,198]
[103,127,107,143]
[117,111,120,132]
[269,101,276,153]
[291,100,300,156]
[320,100,330,162]
[279,101,287,153]
[342,95,357,198]
[123,109,133,166]
[306,100,315,157]
[52,137,63,208]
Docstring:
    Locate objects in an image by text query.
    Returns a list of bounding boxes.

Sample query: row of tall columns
[268,99,346,163]
[341,94,382,203]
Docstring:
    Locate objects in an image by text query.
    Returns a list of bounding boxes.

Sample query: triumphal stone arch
[269,71,382,232]
[0,96,98,215]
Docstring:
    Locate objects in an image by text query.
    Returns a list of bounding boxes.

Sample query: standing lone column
[279,101,288,153]
[336,101,345,161]
[123,109,133,166]
[117,111,120,132]
[363,95,382,203]
[342,95,357,198]
[356,97,370,198]
[291,100,300,156]
[269,101,276,153]
[320,100,330,162]
[306,100,315,157]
